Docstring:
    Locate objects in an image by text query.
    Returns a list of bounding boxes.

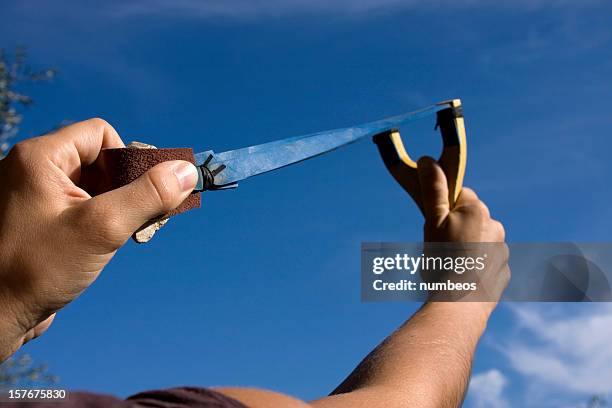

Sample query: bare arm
[310,157,509,408]
[310,302,493,408]
[211,159,508,408]
[214,303,491,408]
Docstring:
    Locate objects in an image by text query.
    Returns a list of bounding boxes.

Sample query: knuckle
[477,201,491,217]
[462,204,482,217]
[84,117,117,137]
[495,220,506,240]
[502,243,510,262]
[462,187,476,196]
[460,187,477,200]
[66,203,124,250]
[86,117,112,130]
[91,220,125,249]
[8,140,33,160]
[5,140,37,173]
[144,169,175,211]
[462,200,490,219]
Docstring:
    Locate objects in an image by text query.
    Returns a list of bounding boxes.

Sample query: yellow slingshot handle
[373,99,467,214]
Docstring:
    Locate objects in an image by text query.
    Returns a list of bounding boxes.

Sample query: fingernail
[173,162,198,192]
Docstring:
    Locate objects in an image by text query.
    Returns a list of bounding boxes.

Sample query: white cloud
[505,304,612,395]
[469,369,509,408]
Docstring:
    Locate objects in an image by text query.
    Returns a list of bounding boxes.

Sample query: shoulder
[214,387,312,408]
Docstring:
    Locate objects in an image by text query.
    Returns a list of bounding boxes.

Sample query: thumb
[417,156,450,226]
[78,160,198,247]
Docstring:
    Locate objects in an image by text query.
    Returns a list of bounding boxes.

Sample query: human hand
[416,156,509,304]
[417,157,505,243]
[0,119,198,361]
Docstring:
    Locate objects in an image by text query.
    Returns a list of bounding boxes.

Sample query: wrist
[0,310,25,363]
[0,289,31,362]
[422,301,497,332]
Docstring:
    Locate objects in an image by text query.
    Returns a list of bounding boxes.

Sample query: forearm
[314,302,495,408]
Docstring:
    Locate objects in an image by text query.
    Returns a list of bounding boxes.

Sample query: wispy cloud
[505,304,612,395]
[110,0,409,19]
[469,369,510,408]
[109,0,606,19]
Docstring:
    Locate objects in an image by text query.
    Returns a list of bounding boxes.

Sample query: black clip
[194,154,237,192]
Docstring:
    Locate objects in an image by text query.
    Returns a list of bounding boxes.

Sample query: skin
[0,120,508,408]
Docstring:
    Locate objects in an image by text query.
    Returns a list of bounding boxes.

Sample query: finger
[417,156,450,226]
[75,160,198,248]
[455,187,480,205]
[493,219,506,241]
[42,118,124,182]
[455,188,491,218]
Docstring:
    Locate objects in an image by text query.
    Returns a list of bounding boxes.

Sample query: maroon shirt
[3,387,248,408]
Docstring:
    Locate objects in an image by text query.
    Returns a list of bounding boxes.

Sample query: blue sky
[2,0,612,406]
